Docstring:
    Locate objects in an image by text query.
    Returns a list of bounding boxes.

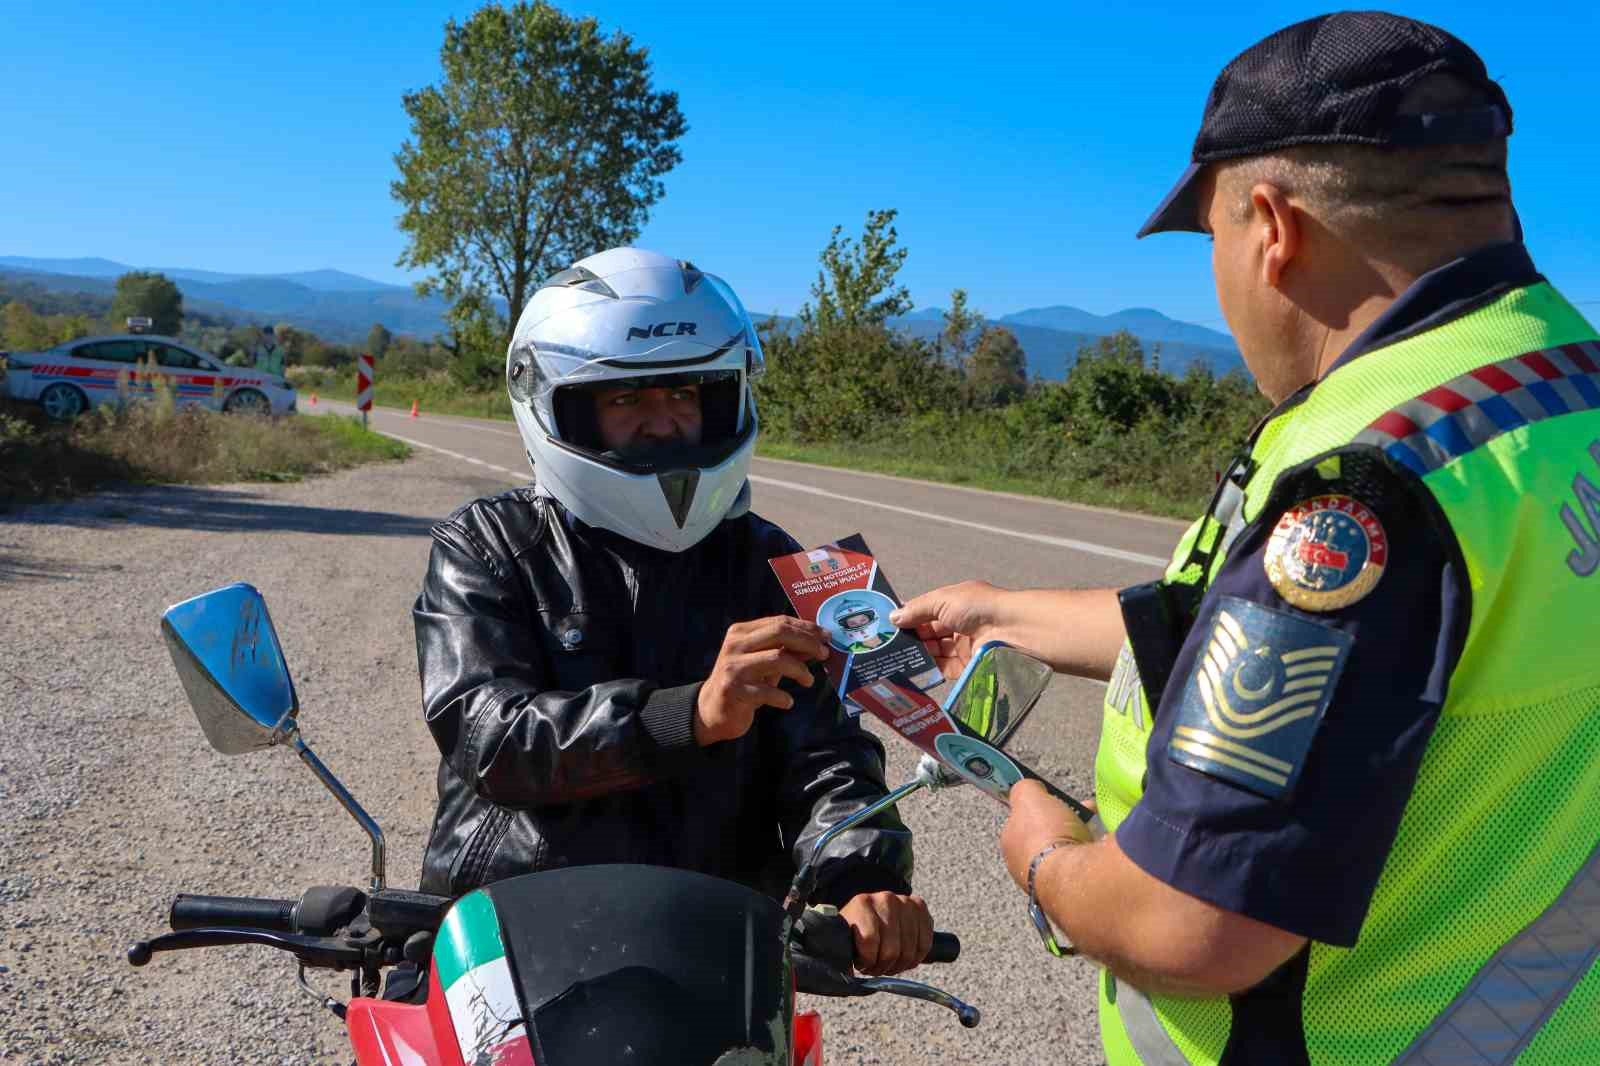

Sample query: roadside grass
[759,434,1208,519]
[1,389,409,511]
[284,368,1229,519]
[294,367,513,420]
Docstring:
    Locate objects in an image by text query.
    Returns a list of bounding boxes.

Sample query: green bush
[755,321,963,441]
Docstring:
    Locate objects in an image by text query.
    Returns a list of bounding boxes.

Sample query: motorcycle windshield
[470,865,791,1066]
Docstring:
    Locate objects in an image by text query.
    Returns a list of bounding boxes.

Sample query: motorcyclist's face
[594,384,703,457]
[840,612,873,630]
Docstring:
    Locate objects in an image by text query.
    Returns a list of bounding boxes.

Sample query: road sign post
[357,353,374,429]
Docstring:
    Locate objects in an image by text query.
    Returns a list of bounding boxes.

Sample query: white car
[2,334,297,420]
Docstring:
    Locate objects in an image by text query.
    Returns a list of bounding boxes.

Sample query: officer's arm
[894,583,1127,681]
[1045,453,1466,996]
[1031,829,1306,997]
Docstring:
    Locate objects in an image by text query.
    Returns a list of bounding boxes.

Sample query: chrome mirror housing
[160,583,297,754]
[942,642,1053,750]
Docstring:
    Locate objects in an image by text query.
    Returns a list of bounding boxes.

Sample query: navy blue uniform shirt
[1113,243,1538,946]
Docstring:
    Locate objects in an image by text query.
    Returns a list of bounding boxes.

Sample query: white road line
[318,403,1166,567]
[380,430,527,483]
[748,474,1169,568]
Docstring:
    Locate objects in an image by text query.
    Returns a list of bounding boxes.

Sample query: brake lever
[856,976,981,1028]
[127,927,366,970]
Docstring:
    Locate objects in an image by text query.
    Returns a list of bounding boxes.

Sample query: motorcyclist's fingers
[727,617,830,659]
[763,649,817,688]
[911,619,956,641]
[737,682,794,711]
[870,896,902,975]
[911,896,934,967]
[848,913,882,975]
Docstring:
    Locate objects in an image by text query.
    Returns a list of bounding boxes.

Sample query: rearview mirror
[941,642,1053,750]
[160,583,297,754]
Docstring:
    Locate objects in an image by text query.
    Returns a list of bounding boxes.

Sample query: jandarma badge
[1264,495,1387,611]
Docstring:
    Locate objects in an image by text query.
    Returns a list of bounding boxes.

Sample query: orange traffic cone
[409,399,419,419]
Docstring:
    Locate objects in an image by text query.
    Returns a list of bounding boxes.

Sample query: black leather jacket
[413,488,914,905]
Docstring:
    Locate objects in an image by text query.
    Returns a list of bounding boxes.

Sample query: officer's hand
[1000,780,1096,890]
[840,891,934,976]
[891,580,1006,679]
[694,617,830,746]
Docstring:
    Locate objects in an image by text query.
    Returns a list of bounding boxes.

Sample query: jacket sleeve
[774,679,917,906]
[413,521,709,808]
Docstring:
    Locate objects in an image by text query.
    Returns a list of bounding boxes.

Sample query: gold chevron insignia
[1171,725,1291,787]
[1190,610,1339,741]
[1170,600,1352,798]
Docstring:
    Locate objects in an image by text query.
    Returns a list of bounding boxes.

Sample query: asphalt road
[310,398,1187,1065]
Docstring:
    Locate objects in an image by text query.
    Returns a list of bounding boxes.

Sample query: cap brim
[1136,162,1206,239]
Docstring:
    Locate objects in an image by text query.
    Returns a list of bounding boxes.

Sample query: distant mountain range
[0,255,1242,379]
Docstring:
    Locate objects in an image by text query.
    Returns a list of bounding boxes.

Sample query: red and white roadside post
[357,353,374,429]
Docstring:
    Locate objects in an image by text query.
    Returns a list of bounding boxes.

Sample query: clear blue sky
[4,1,1596,327]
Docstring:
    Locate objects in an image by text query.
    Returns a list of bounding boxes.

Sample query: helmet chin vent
[657,470,701,529]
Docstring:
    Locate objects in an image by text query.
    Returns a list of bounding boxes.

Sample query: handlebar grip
[169,894,297,932]
[926,931,960,964]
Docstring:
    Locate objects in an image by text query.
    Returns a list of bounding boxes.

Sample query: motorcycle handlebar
[927,931,960,964]
[169,894,296,933]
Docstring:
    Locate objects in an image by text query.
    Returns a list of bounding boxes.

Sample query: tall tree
[111,272,183,335]
[966,326,1029,406]
[940,288,983,365]
[392,1,688,355]
[800,208,913,333]
[367,322,393,359]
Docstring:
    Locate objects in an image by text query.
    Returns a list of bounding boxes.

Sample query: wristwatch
[1027,840,1078,958]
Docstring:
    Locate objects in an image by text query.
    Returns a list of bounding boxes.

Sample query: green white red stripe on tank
[434,890,535,1066]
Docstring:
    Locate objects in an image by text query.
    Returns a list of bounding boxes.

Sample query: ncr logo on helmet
[627,322,698,341]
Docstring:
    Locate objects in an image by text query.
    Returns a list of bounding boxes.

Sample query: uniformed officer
[895,12,1600,1064]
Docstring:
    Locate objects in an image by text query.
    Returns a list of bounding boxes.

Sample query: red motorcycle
[130,583,986,1065]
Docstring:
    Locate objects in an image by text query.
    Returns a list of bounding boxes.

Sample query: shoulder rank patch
[1263,494,1388,611]
[1167,596,1353,800]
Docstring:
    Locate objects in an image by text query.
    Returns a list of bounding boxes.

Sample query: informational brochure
[769,534,1021,804]
[768,533,945,702]
[848,677,1024,804]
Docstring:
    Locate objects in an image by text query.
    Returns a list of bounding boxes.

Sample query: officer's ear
[1248,182,1300,290]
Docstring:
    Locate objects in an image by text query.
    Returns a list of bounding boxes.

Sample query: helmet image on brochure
[506,247,767,553]
[819,590,900,653]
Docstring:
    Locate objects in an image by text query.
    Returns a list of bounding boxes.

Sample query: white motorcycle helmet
[507,247,766,553]
[834,598,880,644]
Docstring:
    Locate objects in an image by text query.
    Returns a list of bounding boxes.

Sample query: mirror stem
[292,735,386,893]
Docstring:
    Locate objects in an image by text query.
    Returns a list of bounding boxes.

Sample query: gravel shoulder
[0,452,509,1064]
[1,449,1107,1066]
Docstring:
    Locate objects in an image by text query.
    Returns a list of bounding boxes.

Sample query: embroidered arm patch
[1167,596,1354,800]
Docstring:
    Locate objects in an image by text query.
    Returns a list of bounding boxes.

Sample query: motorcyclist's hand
[1000,780,1096,890]
[890,580,1007,679]
[694,617,830,746]
[840,891,934,976]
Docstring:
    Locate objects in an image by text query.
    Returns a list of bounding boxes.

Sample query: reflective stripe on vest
[1392,838,1600,1065]
[1117,978,1189,1066]
[1352,342,1600,476]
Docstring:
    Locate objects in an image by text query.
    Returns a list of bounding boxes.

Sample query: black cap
[1138,11,1513,238]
